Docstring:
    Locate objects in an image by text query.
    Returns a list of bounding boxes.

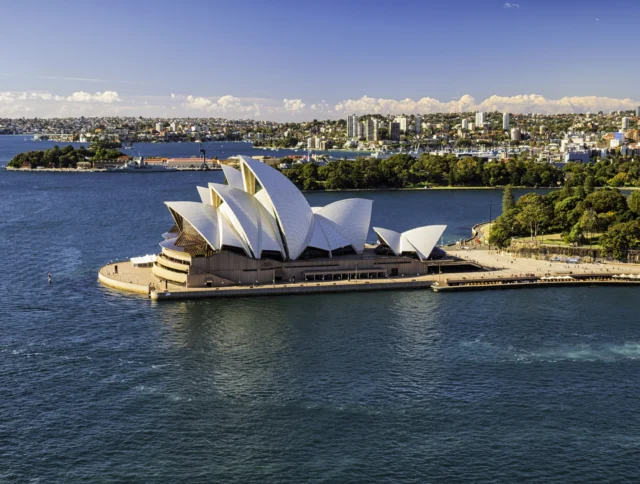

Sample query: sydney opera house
[152,156,450,288]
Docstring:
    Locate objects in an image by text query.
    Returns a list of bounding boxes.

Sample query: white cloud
[66,91,121,103]
[1,90,638,119]
[283,98,306,113]
[333,94,639,115]
[503,2,520,7]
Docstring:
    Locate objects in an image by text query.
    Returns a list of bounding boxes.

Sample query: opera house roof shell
[163,156,446,261]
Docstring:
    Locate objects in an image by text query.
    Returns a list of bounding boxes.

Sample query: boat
[107,156,177,173]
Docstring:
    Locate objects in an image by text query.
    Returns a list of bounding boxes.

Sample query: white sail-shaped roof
[165,201,220,250]
[239,156,314,260]
[221,165,244,190]
[197,186,212,205]
[209,183,285,259]
[164,158,454,262]
[307,220,332,251]
[402,225,447,260]
[316,199,373,254]
[373,225,446,261]
[217,209,250,256]
[313,215,352,252]
[373,227,403,255]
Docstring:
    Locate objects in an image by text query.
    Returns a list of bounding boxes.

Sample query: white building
[358,121,366,139]
[415,115,422,134]
[155,122,164,132]
[510,128,521,141]
[307,136,321,149]
[468,122,475,131]
[366,118,379,142]
[622,117,630,129]
[393,116,408,133]
[461,119,469,130]
[169,121,178,132]
[503,113,510,130]
[347,115,359,138]
[475,112,485,128]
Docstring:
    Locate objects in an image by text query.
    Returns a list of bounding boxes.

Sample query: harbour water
[0,135,364,165]
[2,149,640,480]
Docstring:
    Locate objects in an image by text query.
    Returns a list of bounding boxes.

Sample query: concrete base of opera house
[97,256,484,300]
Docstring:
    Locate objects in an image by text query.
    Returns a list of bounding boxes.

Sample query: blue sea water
[0,134,363,165]
[1,142,640,481]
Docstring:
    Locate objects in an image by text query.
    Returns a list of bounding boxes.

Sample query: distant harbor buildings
[503,113,510,130]
[366,118,379,142]
[347,114,359,139]
[389,122,401,142]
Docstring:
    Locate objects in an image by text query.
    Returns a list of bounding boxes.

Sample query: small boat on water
[107,156,177,173]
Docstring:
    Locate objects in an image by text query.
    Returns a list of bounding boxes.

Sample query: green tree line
[284,153,564,190]
[490,183,640,260]
[8,141,124,169]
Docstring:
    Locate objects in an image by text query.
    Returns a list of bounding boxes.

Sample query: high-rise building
[307,136,321,149]
[475,112,485,127]
[347,114,359,138]
[358,122,366,139]
[415,115,422,134]
[503,113,510,130]
[510,128,521,141]
[468,122,475,131]
[366,118,379,142]
[169,121,178,131]
[394,116,408,132]
[389,122,401,142]
[155,122,163,132]
[461,119,469,130]
[636,106,640,117]
[622,117,630,129]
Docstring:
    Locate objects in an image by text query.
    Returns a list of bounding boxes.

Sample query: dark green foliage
[502,185,515,213]
[283,153,564,190]
[8,143,123,168]
[600,220,640,260]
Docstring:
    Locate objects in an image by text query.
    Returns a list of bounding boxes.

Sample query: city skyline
[1,0,639,119]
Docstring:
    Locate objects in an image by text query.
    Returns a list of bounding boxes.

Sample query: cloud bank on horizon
[0,91,638,119]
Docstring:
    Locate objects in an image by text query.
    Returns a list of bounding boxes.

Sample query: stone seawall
[151,279,433,300]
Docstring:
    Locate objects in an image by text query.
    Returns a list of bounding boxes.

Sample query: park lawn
[513,232,602,248]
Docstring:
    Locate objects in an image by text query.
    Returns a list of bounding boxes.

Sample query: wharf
[433,273,640,292]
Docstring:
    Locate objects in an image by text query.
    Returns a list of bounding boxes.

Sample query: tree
[515,193,551,241]
[579,208,598,244]
[628,191,640,216]
[502,185,515,213]
[584,175,595,194]
[600,220,640,260]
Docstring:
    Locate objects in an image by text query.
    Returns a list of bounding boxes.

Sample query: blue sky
[1,0,639,119]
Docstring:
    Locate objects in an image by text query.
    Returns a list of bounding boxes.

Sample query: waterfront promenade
[98,248,640,300]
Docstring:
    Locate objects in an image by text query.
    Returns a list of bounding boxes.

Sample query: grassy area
[513,232,602,248]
